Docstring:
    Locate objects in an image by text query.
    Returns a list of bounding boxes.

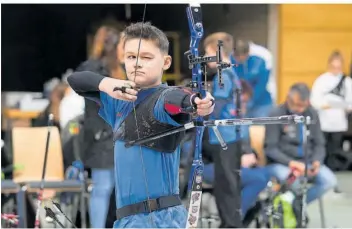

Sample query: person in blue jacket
[67,22,215,228]
[202,33,271,227]
[202,32,244,228]
[201,78,270,219]
[231,40,274,118]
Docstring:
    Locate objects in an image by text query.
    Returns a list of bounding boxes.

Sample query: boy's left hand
[193,92,215,116]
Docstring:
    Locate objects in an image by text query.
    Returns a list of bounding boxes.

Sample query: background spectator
[75,23,123,228]
[265,83,337,206]
[231,39,273,118]
[310,51,352,170]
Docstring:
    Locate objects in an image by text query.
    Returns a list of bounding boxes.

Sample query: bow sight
[184,40,234,89]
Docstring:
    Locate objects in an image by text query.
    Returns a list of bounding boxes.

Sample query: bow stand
[234,69,243,220]
[299,116,311,228]
[34,114,54,228]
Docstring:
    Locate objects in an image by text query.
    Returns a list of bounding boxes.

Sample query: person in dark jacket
[264,83,337,205]
[75,24,124,228]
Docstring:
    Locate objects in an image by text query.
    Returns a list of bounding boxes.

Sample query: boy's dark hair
[123,22,169,54]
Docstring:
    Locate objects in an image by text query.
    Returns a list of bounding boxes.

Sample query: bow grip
[190,92,201,109]
[190,92,214,110]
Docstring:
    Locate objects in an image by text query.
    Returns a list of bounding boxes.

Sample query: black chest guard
[113,87,185,153]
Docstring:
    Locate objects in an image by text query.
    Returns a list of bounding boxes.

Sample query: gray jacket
[264,104,326,165]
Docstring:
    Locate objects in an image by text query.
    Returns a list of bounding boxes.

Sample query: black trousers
[105,187,117,228]
[202,133,243,228]
[323,131,344,170]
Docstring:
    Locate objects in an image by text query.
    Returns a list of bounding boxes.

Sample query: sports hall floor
[308,171,352,228]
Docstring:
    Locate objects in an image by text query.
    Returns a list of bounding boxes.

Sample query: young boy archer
[68,22,215,228]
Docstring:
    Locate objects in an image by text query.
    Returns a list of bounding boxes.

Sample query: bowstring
[130,3,156,227]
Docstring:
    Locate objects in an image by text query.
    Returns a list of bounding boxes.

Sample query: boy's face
[124,38,172,87]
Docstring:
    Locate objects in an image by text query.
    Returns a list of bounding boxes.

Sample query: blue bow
[184,4,205,228]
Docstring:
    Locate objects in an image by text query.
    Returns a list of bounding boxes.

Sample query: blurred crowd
[2,18,352,228]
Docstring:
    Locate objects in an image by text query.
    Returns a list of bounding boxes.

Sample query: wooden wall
[277,4,352,103]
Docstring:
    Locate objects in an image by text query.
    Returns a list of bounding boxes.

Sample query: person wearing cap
[231,40,274,118]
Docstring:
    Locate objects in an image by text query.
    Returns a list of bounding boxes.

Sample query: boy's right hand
[99,78,138,102]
